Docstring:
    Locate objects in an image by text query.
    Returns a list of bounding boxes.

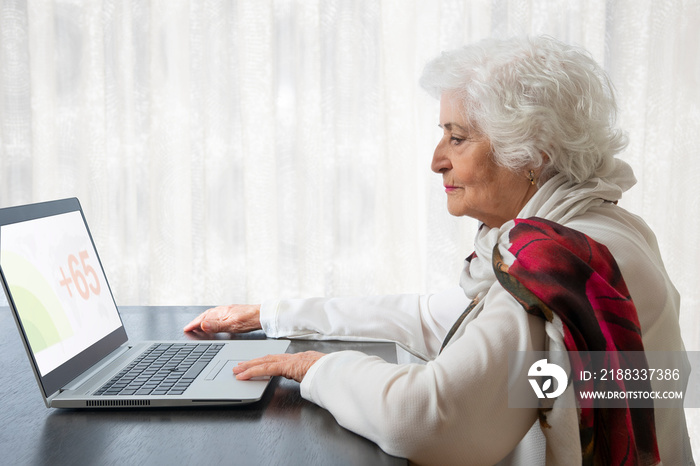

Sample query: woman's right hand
[183,304,262,334]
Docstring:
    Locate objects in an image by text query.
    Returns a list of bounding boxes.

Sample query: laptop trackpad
[210,360,270,382]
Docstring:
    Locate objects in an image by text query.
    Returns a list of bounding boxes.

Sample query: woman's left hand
[233,351,325,383]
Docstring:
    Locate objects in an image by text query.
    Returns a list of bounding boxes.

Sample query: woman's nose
[431,139,451,173]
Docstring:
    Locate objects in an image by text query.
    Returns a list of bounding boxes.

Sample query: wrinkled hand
[183,304,262,334]
[233,351,325,383]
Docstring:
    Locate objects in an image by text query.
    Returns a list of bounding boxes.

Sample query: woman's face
[431,94,538,228]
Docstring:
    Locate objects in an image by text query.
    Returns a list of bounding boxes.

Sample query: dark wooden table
[1,306,407,466]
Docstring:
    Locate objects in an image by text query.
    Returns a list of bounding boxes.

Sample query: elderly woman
[185,36,691,465]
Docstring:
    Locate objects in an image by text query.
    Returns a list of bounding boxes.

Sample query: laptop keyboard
[95,342,225,396]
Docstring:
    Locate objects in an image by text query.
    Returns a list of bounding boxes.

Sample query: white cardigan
[260,202,691,465]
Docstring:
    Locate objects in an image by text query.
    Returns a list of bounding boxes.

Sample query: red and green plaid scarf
[493,217,660,466]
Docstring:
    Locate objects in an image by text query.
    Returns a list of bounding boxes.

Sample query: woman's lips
[444,185,459,193]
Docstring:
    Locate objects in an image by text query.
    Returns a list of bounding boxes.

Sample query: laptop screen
[0,199,127,397]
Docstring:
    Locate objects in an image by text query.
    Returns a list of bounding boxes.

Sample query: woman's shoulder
[562,202,663,260]
[561,203,678,320]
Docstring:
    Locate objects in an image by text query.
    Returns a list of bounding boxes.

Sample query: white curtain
[2,0,699,340]
[2,0,699,333]
[1,0,699,445]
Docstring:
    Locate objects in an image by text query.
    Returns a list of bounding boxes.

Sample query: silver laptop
[0,198,289,408]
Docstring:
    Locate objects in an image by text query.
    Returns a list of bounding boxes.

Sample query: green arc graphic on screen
[1,250,73,353]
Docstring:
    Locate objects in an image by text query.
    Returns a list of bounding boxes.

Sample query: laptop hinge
[61,344,135,392]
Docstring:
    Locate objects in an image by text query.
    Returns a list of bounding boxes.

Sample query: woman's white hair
[420,36,628,184]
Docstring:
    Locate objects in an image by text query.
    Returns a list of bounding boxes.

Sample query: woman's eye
[450,136,465,145]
